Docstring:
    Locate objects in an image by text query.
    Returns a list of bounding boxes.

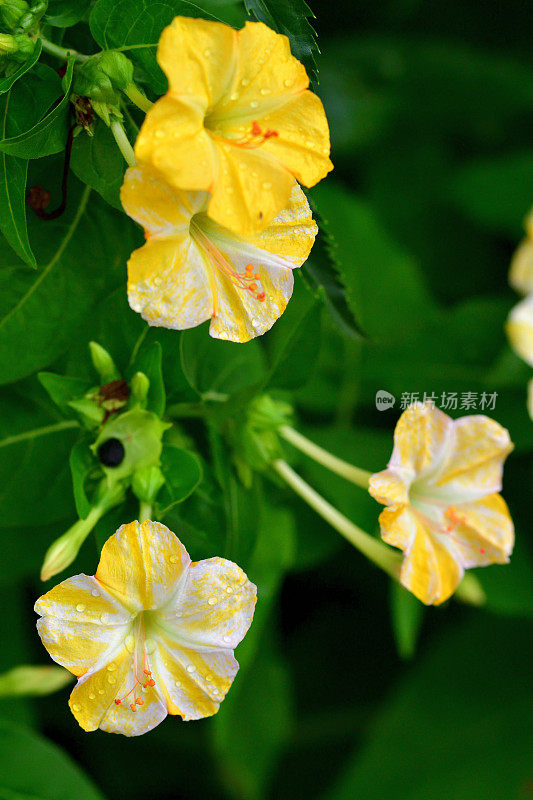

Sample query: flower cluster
[506,208,533,417]
[121,16,331,342]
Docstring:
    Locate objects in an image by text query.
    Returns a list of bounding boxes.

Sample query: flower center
[114,613,156,713]
[204,117,278,149]
[189,216,266,314]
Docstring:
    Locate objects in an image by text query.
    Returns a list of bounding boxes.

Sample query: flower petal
[379,506,463,605]
[206,140,295,237]
[509,211,533,294]
[158,16,237,109]
[95,521,191,612]
[35,575,132,677]
[368,470,410,506]
[135,95,217,193]
[386,404,455,486]
[507,295,533,367]
[428,415,513,503]
[127,237,213,331]
[445,493,514,568]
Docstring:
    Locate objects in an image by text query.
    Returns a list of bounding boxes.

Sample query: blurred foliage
[0,0,532,799]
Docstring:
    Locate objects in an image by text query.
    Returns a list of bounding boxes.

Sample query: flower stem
[110,118,136,167]
[273,459,401,579]
[279,425,373,490]
[139,502,152,522]
[40,37,89,63]
[123,83,153,113]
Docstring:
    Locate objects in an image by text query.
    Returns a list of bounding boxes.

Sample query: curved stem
[123,83,153,113]
[110,118,136,167]
[279,425,373,490]
[139,502,152,522]
[40,37,89,63]
[273,459,400,579]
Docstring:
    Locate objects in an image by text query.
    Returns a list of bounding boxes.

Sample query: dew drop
[72,703,81,712]
[186,664,196,673]
[107,663,117,672]
[107,675,116,685]
[91,590,99,597]
[169,555,178,564]
[100,613,109,624]
[262,181,272,189]
[76,604,86,612]
[252,171,258,178]
[226,187,234,194]
[205,674,213,682]
[226,586,234,594]
[260,87,271,96]
[223,635,231,644]
[250,100,259,109]
[204,48,211,57]
[230,91,240,101]
[241,77,249,86]
[89,693,96,700]
[284,78,293,88]
[207,596,217,606]
[174,680,182,688]
[155,129,165,139]
[98,689,105,695]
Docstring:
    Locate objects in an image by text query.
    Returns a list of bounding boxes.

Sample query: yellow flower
[368,404,514,605]
[507,295,533,367]
[120,163,317,342]
[134,16,332,237]
[509,209,533,295]
[35,520,256,736]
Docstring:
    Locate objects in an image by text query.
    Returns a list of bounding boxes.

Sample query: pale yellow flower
[120,163,317,342]
[35,520,256,736]
[507,295,533,367]
[134,16,332,237]
[369,404,514,605]
[509,209,533,295]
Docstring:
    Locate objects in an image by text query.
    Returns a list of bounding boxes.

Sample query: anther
[130,703,137,712]
[149,679,156,686]
[143,670,151,676]
[136,698,144,705]
[114,699,121,705]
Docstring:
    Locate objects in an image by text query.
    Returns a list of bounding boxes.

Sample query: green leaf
[128,339,165,416]
[38,373,92,414]
[157,443,203,515]
[70,438,97,518]
[0,179,137,385]
[390,582,424,660]
[0,40,42,96]
[327,616,533,800]
[0,65,62,267]
[0,380,79,527]
[45,0,92,26]
[264,277,322,389]
[0,719,107,800]
[0,59,74,159]
[244,0,319,85]
[70,122,125,210]
[180,322,266,399]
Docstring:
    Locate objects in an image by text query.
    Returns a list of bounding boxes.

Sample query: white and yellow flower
[120,163,317,342]
[506,295,533,367]
[369,404,514,605]
[134,16,332,237]
[35,520,256,736]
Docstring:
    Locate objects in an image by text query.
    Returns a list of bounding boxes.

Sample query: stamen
[229,121,279,150]
[115,616,157,712]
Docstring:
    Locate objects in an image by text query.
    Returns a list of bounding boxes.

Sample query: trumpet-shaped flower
[120,163,317,342]
[35,520,256,736]
[369,404,514,605]
[507,295,533,367]
[134,16,332,237]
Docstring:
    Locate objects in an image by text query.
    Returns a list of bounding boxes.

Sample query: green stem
[40,37,90,63]
[274,459,400,579]
[139,501,152,522]
[110,118,136,166]
[279,425,372,490]
[123,83,153,113]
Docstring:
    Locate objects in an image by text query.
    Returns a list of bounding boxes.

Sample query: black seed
[97,438,125,467]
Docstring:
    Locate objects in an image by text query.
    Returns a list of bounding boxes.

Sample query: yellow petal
[506,295,533,366]
[445,494,514,568]
[388,403,454,481]
[135,95,217,193]
[368,469,410,506]
[206,139,295,237]
[509,211,533,294]
[35,576,132,677]
[430,415,513,502]
[379,506,462,605]
[158,16,237,108]
[96,521,191,612]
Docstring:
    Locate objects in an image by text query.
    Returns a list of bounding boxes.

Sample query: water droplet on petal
[155,129,165,139]
[208,596,217,606]
[100,613,109,624]
[262,181,272,189]
[89,693,96,700]
[204,48,211,57]
[169,555,178,564]
[76,604,86,612]
[72,703,81,712]
[107,675,116,685]
[260,87,271,95]
[91,590,99,597]
[223,635,231,644]
[250,100,259,109]
[226,586,234,594]
[107,663,117,672]
[174,680,182,688]
[205,674,213,682]
[98,689,105,695]
[186,664,196,673]
[125,634,135,653]
[241,77,249,86]
[230,91,239,101]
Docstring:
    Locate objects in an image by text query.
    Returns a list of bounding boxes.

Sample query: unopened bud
[68,396,105,428]
[89,341,120,383]
[99,51,134,90]
[132,464,165,504]
[129,371,150,407]
[0,665,72,697]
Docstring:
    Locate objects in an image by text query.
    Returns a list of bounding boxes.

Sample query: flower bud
[89,341,120,383]
[67,396,105,428]
[236,395,294,475]
[0,665,72,697]
[99,51,134,91]
[131,464,165,504]
[129,371,150,407]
